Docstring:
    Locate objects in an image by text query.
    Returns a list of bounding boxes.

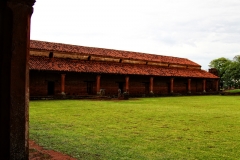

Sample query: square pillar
[0,1,34,159]
[125,76,129,92]
[188,78,191,93]
[150,77,154,94]
[170,78,174,93]
[203,79,206,92]
[96,75,101,94]
[61,74,66,94]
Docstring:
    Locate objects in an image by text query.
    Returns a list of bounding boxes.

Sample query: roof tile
[29,56,218,79]
[30,40,200,67]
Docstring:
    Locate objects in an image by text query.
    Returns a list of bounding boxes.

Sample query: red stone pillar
[125,76,129,92]
[61,74,66,94]
[170,78,174,93]
[150,77,154,93]
[96,75,101,94]
[188,79,191,93]
[203,79,206,92]
[215,79,219,91]
[0,1,35,159]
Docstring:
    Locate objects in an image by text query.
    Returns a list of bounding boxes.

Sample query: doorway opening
[86,81,94,95]
[118,82,124,93]
[47,81,55,95]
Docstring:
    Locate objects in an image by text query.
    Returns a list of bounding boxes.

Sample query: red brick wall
[100,74,125,95]
[64,73,95,95]
[30,70,61,96]
[191,79,203,92]
[153,77,169,94]
[206,79,216,91]
[30,71,97,96]
[129,76,148,95]
[174,78,187,93]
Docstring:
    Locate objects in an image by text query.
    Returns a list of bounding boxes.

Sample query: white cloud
[31,0,240,70]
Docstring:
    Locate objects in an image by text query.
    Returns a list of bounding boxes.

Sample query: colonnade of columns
[59,74,130,94]
[60,74,219,95]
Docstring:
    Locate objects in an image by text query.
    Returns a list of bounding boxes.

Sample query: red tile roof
[30,40,201,67]
[29,56,218,79]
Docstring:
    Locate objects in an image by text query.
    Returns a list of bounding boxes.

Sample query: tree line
[209,55,240,89]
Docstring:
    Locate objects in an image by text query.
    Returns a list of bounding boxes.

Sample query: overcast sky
[31,0,240,70]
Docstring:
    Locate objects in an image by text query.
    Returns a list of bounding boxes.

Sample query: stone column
[188,79,191,93]
[125,76,129,92]
[96,75,101,94]
[150,77,154,93]
[203,79,206,92]
[61,74,66,94]
[215,79,219,92]
[0,0,35,159]
[170,78,174,93]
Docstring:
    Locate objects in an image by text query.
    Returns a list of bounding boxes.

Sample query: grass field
[225,89,240,93]
[30,96,240,159]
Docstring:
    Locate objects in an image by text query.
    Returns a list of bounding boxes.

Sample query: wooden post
[96,75,101,94]
[170,78,174,93]
[203,79,206,92]
[125,76,129,92]
[150,77,154,93]
[61,74,66,94]
[188,78,191,93]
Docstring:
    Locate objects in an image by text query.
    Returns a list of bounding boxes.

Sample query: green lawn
[30,96,240,159]
[225,89,240,93]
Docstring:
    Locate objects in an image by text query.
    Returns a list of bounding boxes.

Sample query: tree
[209,56,240,89]
[233,55,240,62]
[223,62,236,88]
[209,57,231,89]
[223,61,240,88]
